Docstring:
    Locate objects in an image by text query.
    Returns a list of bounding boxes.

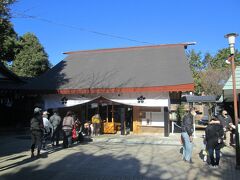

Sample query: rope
[173,122,182,129]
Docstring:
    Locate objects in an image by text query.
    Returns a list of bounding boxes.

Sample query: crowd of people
[30,105,237,167]
[30,107,102,158]
[181,108,236,168]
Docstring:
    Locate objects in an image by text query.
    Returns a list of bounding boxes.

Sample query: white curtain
[43,94,169,109]
[110,99,168,107]
[43,95,99,109]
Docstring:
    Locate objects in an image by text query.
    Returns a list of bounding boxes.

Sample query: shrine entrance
[86,97,133,134]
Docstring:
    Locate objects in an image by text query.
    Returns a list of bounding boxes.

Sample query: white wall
[141,108,164,127]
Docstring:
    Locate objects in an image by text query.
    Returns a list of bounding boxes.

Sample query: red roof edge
[23,83,194,95]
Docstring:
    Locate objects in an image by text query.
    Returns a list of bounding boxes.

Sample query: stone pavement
[0,131,240,180]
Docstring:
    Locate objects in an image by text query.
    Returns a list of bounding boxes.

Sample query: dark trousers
[93,123,100,136]
[31,130,43,154]
[42,131,51,149]
[63,129,72,148]
[51,127,60,145]
[208,148,220,166]
[78,132,84,142]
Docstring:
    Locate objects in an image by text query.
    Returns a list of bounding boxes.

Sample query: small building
[0,62,29,128]
[181,95,218,126]
[23,43,194,136]
[222,66,240,119]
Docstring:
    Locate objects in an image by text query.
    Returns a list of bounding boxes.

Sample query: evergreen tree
[0,0,18,62]
[199,48,239,96]
[187,47,239,96]
[210,48,240,69]
[0,0,16,19]
[186,50,205,95]
[12,33,51,77]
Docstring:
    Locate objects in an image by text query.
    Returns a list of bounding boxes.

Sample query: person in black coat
[217,110,233,146]
[181,108,197,163]
[205,117,224,167]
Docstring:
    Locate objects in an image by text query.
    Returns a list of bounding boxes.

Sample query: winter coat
[181,113,194,136]
[62,116,74,130]
[205,123,224,150]
[217,114,232,130]
[30,114,44,131]
[49,113,62,128]
[43,117,53,134]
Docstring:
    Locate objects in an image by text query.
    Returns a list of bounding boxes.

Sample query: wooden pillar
[112,104,114,122]
[106,105,109,122]
[86,103,88,122]
[133,106,140,134]
[120,107,125,135]
[238,93,240,118]
[164,107,169,137]
[97,103,100,114]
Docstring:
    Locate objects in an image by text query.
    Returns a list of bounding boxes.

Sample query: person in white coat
[42,111,53,150]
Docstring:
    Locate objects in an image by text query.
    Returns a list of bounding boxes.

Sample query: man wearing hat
[30,107,44,158]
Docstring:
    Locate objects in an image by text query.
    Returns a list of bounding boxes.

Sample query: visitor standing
[217,110,233,146]
[92,114,101,136]
[181,108,197,163]
[62,111,74,148]
[205,117,224,167]
[30,107,44,158]
[42,111,52,150]
[49,109,62,146]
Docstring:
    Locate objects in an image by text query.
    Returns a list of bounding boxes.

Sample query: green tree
[186,50,206,95]
[0,0,18,62]
[0,0,16,19]
[12,33,51,77]
[199,48,240,96]
[210,48,240,69]
[202,52,214,69]
[187,47,240,96]
[176,104,185,124]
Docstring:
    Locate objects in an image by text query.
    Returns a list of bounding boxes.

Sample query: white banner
[43,95,98,109]
[110,99,168,107]
[43,94,169,109]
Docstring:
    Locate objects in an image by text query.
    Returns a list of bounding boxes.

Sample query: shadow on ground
[0,134,92,158]
[0,135,32,157]
[0,151,168,180]
[1,133,239,180]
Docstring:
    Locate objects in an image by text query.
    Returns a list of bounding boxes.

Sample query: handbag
[72,127,77,140]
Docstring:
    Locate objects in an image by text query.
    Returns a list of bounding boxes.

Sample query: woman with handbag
[205,117,224,168]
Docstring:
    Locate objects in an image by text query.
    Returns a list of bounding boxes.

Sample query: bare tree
[200,68,231,96]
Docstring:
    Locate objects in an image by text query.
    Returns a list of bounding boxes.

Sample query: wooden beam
[39,83,194,94]
[164,107,170,137]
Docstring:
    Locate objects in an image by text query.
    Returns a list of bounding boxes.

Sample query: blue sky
[11,0,240,65]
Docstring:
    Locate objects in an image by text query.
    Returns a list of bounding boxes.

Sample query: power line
[12,12,155,45]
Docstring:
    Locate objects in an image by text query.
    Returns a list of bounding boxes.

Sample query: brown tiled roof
[22,44,194,94]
